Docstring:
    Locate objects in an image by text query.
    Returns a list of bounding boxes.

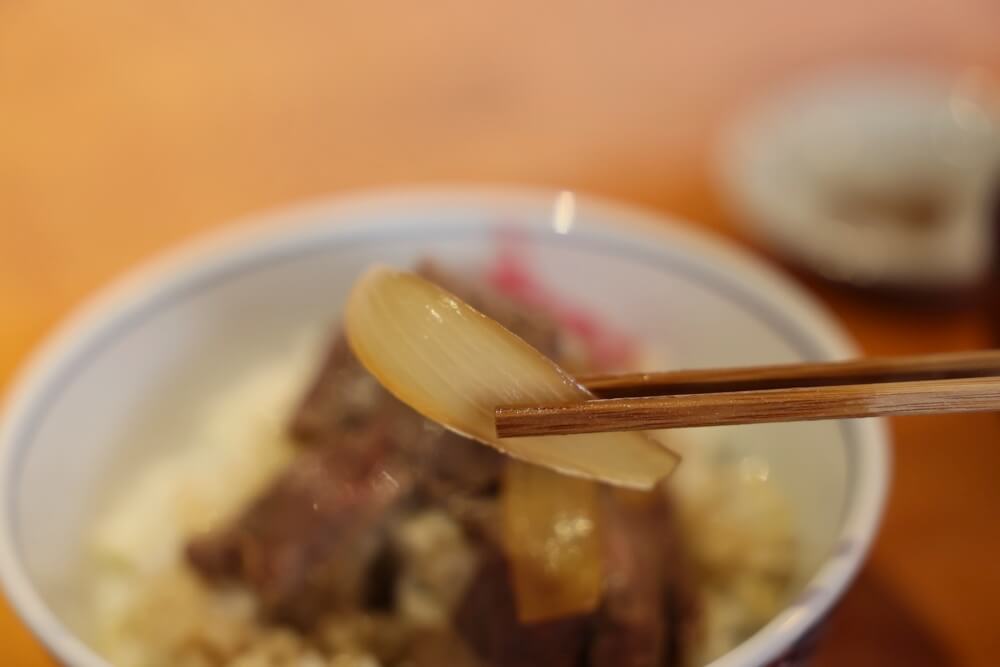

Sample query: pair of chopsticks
[494,350,1000,437]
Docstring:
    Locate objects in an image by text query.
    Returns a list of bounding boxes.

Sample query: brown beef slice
[588,490,668,666]
[406,429,504,500]
[406,631,487,667]
[285,261,551,513]
[288,332,504,504]
[589,488,697,667]
[290,261,562,450]
[455,549,589,667]
[289,333,382,445]
[186,428,410,628]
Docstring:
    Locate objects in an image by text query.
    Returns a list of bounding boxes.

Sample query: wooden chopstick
[495,351,1000,437]
[578,350,1000,398]
[496,376,1000,436]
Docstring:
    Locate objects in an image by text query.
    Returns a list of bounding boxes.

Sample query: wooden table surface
[2,2,999,665]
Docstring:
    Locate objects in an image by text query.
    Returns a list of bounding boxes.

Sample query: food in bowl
[89,260,797,667]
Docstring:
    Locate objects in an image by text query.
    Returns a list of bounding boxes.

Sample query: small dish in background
[718,70,1000,296]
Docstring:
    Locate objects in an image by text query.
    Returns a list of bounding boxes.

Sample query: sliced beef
[288,333,381,446]
[653,491,699,667]
[455,548,590,667]
[289,262,562,450]
[193,333,504,629]
[186,427,411,628]
[407,631,486,667]
[287,332,504,503]
[588,490,667,666]
[284,261,551,518]
[589,488,697,667]
[408,430,504,500]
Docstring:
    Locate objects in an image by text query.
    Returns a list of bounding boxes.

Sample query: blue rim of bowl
[0,186,890,667]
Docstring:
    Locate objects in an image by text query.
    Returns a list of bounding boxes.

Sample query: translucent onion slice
[344,266,679,489]
[502,460,603,622]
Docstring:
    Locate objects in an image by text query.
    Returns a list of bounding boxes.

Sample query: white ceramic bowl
[0,188,889,667]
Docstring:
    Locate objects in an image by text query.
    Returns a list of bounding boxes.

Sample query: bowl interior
[2,192,871,664]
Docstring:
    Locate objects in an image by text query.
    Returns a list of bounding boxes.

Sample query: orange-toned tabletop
[2,2,999,665]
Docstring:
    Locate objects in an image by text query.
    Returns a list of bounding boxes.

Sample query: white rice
[90,339,321,666]
[667,429,796,664]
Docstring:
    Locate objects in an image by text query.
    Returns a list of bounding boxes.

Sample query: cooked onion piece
[344,266,679,489]
[503,460,603,622]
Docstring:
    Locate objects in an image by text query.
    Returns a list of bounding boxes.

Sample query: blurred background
[2,1,999,665]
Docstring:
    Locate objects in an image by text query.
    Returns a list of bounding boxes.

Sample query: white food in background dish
[719,71,1000,290]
